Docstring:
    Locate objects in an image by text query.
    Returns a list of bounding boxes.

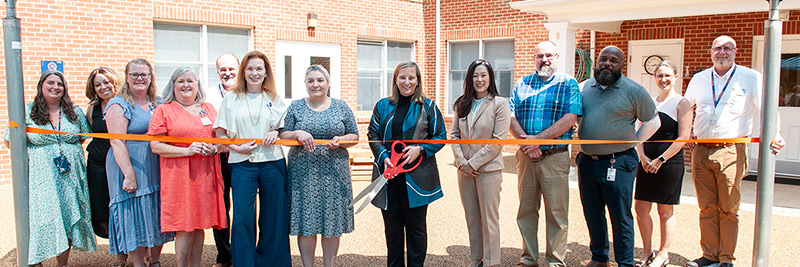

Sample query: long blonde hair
[389,61,426,104]
[118,58,158,105]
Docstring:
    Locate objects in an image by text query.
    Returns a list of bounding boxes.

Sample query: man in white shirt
[684,35,785,267]
[209,53,238,267]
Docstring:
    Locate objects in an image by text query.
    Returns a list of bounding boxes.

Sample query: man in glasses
[509,41,582,267]
[577,46,660,267]
[207,53,239,267]
[683,35,785,267]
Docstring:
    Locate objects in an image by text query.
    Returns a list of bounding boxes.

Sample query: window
[448,39,514,114]
[356,40,414,111]
[153,23,250,94]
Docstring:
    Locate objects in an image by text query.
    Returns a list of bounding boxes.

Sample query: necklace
[176,101,199,115]
[245,92,265,126]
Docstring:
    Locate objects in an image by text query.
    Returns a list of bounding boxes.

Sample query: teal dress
[4,104,96,264]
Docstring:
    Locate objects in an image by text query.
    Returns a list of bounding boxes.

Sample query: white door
[628,39,685,97]
[750,35,800,177]
[275,41,341,103]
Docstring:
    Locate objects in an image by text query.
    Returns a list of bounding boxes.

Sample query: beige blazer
[451,95,511,172]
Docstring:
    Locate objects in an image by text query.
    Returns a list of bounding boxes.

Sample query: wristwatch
[658,155,667,162]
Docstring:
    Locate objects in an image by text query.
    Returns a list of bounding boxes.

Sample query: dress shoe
[719,263,733,267]
[584,260,610,267]
[686,257,718,267]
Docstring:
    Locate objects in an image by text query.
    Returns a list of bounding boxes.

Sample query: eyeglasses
[535,53,558,60]
[128,73,150,79]
[712,46,736,53]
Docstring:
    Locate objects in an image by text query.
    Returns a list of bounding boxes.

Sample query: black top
[388,95,412,153]
[86,104,110,162]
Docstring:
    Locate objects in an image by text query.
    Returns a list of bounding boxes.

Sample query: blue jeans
[230,159,290,267]
[576,149,637,267]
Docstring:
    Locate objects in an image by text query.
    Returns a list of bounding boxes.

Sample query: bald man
[509,41,582,267]
[577,46,660,267]
[684,35,785,267]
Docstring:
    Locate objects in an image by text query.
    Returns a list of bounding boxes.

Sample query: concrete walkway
[2,146,799,266]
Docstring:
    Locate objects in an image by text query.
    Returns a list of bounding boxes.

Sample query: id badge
[710,113,720,125]
[606,168,616,182]
[200,117,212,126]
[606,157,616,182]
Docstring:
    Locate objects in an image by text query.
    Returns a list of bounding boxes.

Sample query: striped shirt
[509,72,582,150]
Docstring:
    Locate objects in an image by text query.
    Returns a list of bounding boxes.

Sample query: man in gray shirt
[577,46,660,267]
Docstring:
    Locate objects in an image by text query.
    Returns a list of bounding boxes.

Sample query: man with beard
[577,46,660,267]
[208,53,238,267]
[683,35,785,267]
[509,41,582,267]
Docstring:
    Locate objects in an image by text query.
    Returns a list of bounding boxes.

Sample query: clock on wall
[644,54,664,75]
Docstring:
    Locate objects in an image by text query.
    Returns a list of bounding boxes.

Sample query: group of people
[2,34,786,267]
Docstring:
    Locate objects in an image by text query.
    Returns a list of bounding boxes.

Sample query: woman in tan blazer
[451,59,511,267]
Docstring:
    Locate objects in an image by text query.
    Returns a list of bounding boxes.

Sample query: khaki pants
[691,143,747,264]
[516,149,570,267]
[458,169,502,266]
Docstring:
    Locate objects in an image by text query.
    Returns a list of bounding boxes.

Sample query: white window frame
[447,38,515,114]
[153,21,253,94]
[356,39,415,111]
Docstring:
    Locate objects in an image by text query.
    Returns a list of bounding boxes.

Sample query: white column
[543,22,578,77]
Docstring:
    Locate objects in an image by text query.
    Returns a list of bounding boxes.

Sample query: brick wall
[0,0,424,184]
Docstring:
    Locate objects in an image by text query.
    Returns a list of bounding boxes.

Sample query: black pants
[213,153,233,264]
[381,176,428,267]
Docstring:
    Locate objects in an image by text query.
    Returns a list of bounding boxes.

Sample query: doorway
[628,39,685,96]
[750,35,800,177]
[274,41,341,102]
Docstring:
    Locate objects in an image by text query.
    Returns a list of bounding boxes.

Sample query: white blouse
[213,92,287,164]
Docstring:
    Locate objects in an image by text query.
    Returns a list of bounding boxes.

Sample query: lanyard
[711,65,736,108]
[49,108,62,135]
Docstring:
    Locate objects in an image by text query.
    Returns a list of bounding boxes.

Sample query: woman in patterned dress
[4,70,96,266]
[105,58,173,267]
[280,65,359,267]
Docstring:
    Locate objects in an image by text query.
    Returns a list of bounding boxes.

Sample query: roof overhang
[510,0,800,32]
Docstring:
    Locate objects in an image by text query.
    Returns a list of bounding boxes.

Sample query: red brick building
[2,0,800,183]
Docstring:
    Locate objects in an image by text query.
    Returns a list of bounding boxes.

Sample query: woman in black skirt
[634,60,692,267]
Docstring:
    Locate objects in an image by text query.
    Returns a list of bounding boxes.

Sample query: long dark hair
[31,70,79,125]
[454,59,499,118]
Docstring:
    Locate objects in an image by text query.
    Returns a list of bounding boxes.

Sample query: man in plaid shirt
[509,41,582,267]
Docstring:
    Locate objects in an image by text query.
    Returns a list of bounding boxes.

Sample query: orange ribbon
[7,121,759,146]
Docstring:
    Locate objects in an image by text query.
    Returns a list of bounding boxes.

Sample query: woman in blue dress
[105,58,173,267]
[4,70,96,266]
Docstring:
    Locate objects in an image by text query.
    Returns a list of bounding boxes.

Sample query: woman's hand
[231,141,257,155]
[325,136,342,150]
[296,130,315,151]
[639,155,651,169]
[459,162,480,178]
[383,157,394,171]
[201,142,218,156]
[122,175,137,193]
[400,145,422,166]
[262,130,279,147]
[644,158,663,174]
[186,142,204,156]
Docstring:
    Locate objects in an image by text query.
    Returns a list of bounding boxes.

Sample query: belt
[698,142,736,148]
[528,146,568,162]
[586,148,634,161]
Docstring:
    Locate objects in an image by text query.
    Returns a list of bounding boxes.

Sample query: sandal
[111,262,126,267]
[648,256,669,267]
[635,251,656,267]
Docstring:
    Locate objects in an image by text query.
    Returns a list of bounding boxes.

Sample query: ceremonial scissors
[350,140,422,214]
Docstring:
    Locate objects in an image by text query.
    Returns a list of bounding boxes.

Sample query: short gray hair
[162,66,205,105]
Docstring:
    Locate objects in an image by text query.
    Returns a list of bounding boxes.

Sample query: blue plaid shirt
[509,72,582,150]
